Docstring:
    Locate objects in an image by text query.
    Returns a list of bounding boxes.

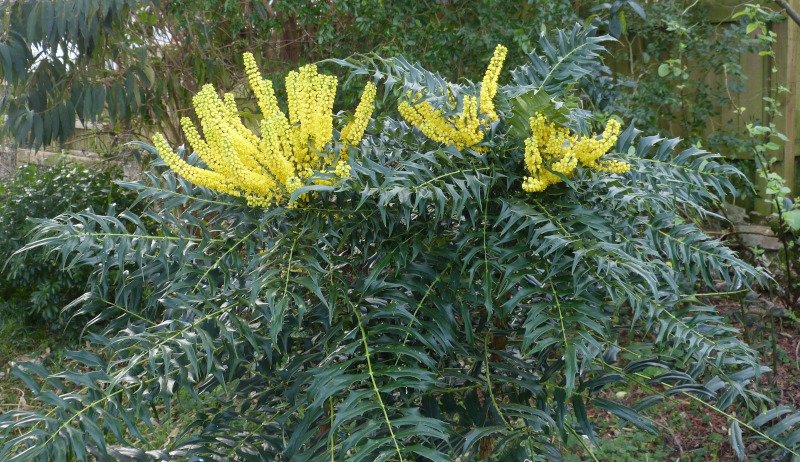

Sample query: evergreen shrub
[3,25,799,461]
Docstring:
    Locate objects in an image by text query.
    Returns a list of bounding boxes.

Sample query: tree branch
[775,0,800,28]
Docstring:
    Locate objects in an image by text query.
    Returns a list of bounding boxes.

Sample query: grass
[0,318,79,407]
[563,426,670,461]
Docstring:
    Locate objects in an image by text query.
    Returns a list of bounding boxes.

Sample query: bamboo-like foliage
[2,25,800,461]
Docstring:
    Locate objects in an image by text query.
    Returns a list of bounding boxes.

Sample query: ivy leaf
[782,209,800,231]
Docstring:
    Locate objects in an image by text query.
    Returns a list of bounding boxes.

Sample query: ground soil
[0,148,16,179]
[665,298,800,461]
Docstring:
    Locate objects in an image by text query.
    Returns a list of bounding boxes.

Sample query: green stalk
[353,304,405,462]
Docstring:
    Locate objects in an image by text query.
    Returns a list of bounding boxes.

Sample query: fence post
[784,0,799,196]
[757,7,798,214]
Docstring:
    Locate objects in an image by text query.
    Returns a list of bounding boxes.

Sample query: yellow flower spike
[244,53,297,174]
[574,118,622,168]
[260,116,296,184]
[480,44,508,122]
[398,44,507,151]
[284,64,340,171]
[312,73,338,151]
[222,93,238,120]
[180,117,230,176]
[285,68,303,126]
[220,135,278,203]
[192,87,264,176]
[243,52,281,117]
[222,93,261,149]
[595,159,631,174]
[152,133,239,197]
[340,82,377,148]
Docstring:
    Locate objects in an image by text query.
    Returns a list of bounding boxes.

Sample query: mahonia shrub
[3,25,800,461]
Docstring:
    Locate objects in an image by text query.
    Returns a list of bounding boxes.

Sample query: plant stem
[773,197,796,311]
[739,293,751,344]
[770,307,779,386]
[353,305,405,462]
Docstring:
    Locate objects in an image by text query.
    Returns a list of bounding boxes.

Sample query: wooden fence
[714,0,798,213]
[606,0,798,213]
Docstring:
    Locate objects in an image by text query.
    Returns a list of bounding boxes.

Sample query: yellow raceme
[480,44,507,122]
[153,52,376,207]
[339,81,377,157]
[399,44,508,151]
[154,47,629,205]
[522,114,628,193]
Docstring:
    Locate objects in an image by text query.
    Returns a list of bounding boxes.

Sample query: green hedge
[0,161,140,323]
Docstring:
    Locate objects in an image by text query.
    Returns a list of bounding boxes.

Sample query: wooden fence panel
[607,0,798,212]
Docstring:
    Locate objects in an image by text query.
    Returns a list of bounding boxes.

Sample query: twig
[794,336,800,369]
[706,230,776,238]
[653,418,684,460]
[775,0,800,27]
[0,403,36,409]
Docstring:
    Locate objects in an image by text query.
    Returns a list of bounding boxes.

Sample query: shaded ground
[564,293,800,462]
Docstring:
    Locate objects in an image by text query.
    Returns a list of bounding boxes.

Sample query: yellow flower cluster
[398,93,484,150]
[522,114,627,193]
[480,44,507,122]
[153,52,376,207]
[398,44,508,151]
[339,81,377,154]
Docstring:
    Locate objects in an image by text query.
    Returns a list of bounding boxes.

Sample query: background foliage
[0,161,141,323]
[606,1,754,158]
[0,0,639,150]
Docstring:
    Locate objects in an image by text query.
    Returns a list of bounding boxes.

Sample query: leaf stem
[352,303,405,462]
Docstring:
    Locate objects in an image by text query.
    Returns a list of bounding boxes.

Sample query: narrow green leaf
[572,395,596,447]
[729,420,745,460]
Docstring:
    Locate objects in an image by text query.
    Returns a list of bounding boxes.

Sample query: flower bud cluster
[152,53,376,206]
[398,96,482,150]
[522,114,628,193]
[152,133,239,198]
[286,64,338,170]
[334,160,351,179]
[398,44,507,151]
[339,82,378,157]
[480,44,507,122]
